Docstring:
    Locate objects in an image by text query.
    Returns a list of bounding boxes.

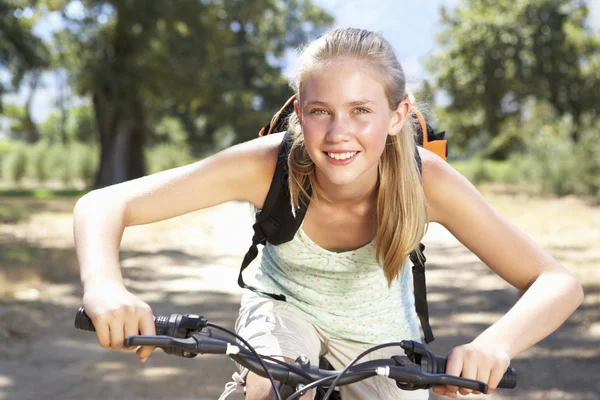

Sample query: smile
[326,151,358,160]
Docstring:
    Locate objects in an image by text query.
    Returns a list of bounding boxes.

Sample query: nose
[325,114,352,143]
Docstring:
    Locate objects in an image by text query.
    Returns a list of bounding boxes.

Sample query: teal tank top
[243,226,422,344]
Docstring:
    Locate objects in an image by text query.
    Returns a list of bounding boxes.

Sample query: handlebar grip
[74,307,169,336]
[433,355,517,389]
[75,307,96,332]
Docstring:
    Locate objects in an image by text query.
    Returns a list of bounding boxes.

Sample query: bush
[567,117,600,197]
[514,113,600,197]
[146,144,194,175]
[2,144,27,186]
[0,140,17,179]
[27,142,49,185]
[43,145,72,187]
[70,143,99,188]
[451,158,514,185]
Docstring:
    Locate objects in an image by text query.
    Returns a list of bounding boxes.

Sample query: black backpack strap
[410,117,441,343]
[237,227,286,301]
[237,131,310,301]
[409,243,435,344]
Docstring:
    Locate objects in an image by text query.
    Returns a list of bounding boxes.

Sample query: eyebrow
[304,99,377,108]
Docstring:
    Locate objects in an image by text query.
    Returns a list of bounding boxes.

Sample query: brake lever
[125,335,200,358]
[431,372,488,393]
[125,329,233,358]
[388,366,488,393]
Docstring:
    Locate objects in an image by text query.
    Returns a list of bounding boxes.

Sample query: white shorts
[234,294,430,400]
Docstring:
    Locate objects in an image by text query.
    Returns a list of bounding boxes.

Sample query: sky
[2,0,600,126]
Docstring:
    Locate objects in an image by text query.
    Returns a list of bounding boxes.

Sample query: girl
[74,28,583,399]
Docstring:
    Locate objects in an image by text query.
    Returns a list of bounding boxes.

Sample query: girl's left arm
[421,150,584,397]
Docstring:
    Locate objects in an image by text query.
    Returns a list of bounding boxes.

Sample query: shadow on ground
[1,200,599,400]
[0,242,245,400]
[424,242,600,400]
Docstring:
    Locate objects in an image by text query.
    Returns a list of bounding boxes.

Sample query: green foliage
[0,189,86,198]
[42,143,98,187]
[68,103,98,144]
[451,158,515,185]
[27,142,49,184]
[58,0,332,143]
[2,103,29,139]
[151,116,188,145]
[515,112,600,197]
[0,139,199,189]
[516,116,576,195]
[43,145,72,186]
[1,144,27,185]
[145,144,195,175]
[0,141,99,189]
[454,101,600,198]
[0,140,17,177]
[72,143,99,187]
[0,0,50,110]
[429,0,600,158]
[26,0,332,186]
[38,111,63,143]
[569,117,600,197]
[35,103,98,144]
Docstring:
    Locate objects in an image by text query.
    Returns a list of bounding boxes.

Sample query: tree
[2,73,42,142]
[0,0,50,139]
[48,0,333,187]
[428,0,600,158]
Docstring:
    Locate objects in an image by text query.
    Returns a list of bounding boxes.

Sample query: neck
[315,169,379,209]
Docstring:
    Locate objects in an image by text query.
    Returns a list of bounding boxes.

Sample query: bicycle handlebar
[74,307,517,394]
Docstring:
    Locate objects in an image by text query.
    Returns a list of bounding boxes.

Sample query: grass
[450,159,514,182]
[0,189,83,224]
[0,189,87,198]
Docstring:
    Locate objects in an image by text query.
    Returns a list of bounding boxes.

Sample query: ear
[294,99,302,125]
[389,100,410,136]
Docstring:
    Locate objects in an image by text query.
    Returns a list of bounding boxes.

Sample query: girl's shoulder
[228,132,285,208]
[417,146,468,224]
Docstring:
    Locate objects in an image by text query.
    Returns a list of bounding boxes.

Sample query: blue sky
[307,0,460,82]
[2,0,600,125]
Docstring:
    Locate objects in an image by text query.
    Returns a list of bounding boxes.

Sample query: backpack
[237,94,447,344]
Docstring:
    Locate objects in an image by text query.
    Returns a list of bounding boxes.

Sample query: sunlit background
[1,1,599,399]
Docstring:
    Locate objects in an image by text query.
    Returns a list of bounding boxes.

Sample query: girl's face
[296,62,408,195]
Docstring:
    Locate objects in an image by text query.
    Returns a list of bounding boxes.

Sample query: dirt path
[0,190,598,400]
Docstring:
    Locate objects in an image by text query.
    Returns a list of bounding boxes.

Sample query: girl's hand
[432,342,511,398]
[82,281,156,363]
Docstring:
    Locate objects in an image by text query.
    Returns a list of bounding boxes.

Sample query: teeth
[327,152,357,160]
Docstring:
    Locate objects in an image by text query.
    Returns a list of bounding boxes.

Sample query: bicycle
[74,307,517,400]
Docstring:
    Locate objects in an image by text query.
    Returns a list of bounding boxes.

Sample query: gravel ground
[0,189,598,400]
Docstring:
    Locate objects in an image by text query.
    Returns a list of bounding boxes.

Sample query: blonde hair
[286,28,427,286]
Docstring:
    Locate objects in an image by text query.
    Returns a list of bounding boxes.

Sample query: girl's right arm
[73,133,284,362]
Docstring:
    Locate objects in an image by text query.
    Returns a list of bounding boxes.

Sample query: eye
[353,107,370,114]
[310,109,329,115]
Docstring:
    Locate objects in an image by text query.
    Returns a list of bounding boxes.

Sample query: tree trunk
[57,66,69,145]
[93,84,146,188]
[25,72,39,144]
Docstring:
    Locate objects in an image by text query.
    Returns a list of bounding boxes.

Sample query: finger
[474,365,491,395]
[136,308,156,362]
[123,311,140,351]
[458,360,478,396]
[433,385,456,398]
[93,316,111,349]
[432,385,446,396]
[486,365,507,394]
[108,315,125,350]
[445,352,463,395]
